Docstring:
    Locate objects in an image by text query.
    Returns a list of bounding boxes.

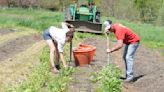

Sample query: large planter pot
[73,44,96,66]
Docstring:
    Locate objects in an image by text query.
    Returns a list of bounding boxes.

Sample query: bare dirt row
[67,37,110,92]
[0,29,46,90]
[117,45,164,92]
[0,29,16,36]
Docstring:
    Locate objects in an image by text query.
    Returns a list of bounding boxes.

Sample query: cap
[104,20,112,30]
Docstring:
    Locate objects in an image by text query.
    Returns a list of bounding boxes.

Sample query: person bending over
[104,20,140,83]
[43,22,75,73]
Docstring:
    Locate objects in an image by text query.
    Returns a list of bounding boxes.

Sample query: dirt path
[118,45,164,92]
[66,37,113,92]
[0,29,46,91]
[0,29,16,36]
[67,37,164,92]
[0,29,37,46]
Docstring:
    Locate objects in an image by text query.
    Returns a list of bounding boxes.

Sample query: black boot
[55,65,61,70]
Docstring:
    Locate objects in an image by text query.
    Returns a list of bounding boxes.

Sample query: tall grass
[0,8,64,31]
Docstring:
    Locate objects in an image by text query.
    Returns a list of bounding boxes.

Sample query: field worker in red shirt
[43,22,75,74]
[104,20,140,83]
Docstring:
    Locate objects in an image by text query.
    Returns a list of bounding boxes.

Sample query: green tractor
[65,0,102,34]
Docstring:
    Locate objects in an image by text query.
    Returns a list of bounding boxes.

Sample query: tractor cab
[65,0,102,34]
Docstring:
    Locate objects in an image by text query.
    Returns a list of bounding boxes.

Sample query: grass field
[0,8,64,31]
[1,8,164,49]
[0,8,164,92]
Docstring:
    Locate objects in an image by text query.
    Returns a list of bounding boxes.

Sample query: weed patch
[90,65,122,92]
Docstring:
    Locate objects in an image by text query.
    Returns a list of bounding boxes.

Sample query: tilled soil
[0,34,42,61]
[0,29,16,36]
[67,37,113,92]
[0,29,45,91]
[120,45,164,92]
[67,37,164,92]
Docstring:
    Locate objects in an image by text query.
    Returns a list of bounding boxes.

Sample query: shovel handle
[69,41,72,66]
[104,32,110,64]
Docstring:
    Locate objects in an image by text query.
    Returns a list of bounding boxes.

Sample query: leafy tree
[156,1,164,25]
[100,0,119,17]
[100,0,140,21]
[114,0,140,21]
[134,0,163,23]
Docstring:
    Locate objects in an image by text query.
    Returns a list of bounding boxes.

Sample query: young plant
[91,65,122,92]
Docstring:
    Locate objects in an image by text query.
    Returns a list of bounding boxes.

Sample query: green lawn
[1,8,164,49]
[0,8,64,31]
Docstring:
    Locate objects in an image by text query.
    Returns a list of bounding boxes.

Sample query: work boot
[123,78,134,83]
[55,65,61,70]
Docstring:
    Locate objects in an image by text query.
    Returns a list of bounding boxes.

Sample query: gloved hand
[104,29,110,34]
[70,24,74,28]
[107,48,112,53]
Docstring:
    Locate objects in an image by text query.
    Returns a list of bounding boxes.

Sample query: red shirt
[112,23,140,45]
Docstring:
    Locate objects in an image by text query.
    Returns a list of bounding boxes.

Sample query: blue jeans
[123,42,139,80]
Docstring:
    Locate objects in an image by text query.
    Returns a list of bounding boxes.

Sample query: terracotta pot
[73,44,96,66]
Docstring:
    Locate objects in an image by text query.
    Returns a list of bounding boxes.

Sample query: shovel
[69,41,72,66]
[104,32,110,65]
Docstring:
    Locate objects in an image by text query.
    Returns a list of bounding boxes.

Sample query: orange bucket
[73,44,96,66]
[79,44,96,62]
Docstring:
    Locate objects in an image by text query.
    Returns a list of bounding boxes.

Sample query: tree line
[99,0,164,25]
[0,0,163,25]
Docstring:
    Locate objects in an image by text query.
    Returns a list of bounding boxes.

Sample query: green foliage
[157,2,164,25]
[90,65,122,92]
[100,0,164,25]
[0,8,64,31]
[1,0,164,25]
[7,47,75,92]
[47,67,75,92]
[134,0,164,23]
[38,0,59,9]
